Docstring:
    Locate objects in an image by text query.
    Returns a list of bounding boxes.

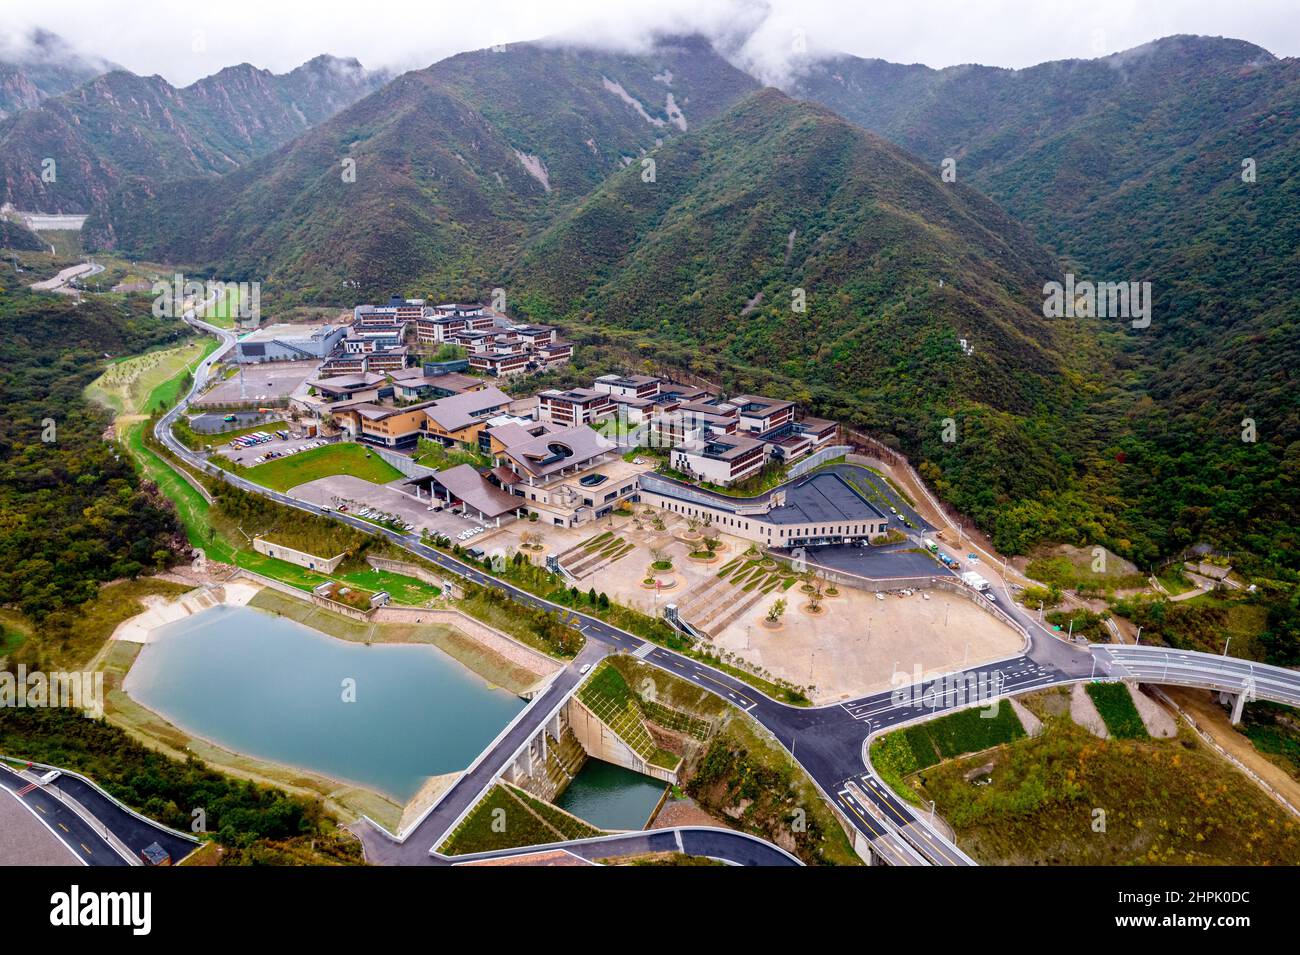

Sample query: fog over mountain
[8,0,1300,87]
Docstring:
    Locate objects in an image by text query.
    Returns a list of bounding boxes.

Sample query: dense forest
[0,280,187,621]
[0,707,359,864]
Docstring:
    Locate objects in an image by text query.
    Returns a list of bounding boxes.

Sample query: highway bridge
[152,311,1300,867]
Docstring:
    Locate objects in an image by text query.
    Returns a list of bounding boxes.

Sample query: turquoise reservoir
[123,604,525,802]
[554,759,667,831]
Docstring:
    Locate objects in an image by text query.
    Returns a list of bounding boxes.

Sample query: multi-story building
[414,303,498,345]
[335,401,436,448]
[537,388,615,427]
[593,373,661,400]
[343,325,404,353]
[670,433,768,487]
[422,386,513,448]
[731,395,797,434]
[489,424,641,527]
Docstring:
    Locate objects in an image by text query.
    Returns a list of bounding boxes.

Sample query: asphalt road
[0,764,123,866]
[446,827,802,866]
[158,312,1294,866]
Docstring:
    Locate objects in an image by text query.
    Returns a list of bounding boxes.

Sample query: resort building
[422,387,513,448]
[731,394,797,434]
[593,373,662,400]
[637,471,889,550]
[489,424,641,527]
[537,388,615,427]
[234,323,347,363]
[670,432,767,487]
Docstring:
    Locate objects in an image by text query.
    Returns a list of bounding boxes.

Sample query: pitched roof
[423,386,511,432]
[502,425,616,479]
[432,464,519,517]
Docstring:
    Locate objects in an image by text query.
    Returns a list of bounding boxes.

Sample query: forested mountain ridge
[512,88,1132,556]
[0,27,117,118]
[0,54,388,213]
[87,36,760,298]
[792,35,1299,570]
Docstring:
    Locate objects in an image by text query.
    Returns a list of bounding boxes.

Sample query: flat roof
[765,472,886,525]
[239,322,341,343]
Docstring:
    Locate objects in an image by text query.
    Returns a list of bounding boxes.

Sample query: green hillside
[513,89,1123,556]
[90,37,759,302]
[794,35,1300,568]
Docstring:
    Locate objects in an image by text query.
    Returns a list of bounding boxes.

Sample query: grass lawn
[0,617,29,657]
[338,568,441,605]
[870,703,1026,803]
[242,442,403,492]
[122,421,236,561]
[85,338,215,416]
[1086,682,1149,739]
[438,784,603,856]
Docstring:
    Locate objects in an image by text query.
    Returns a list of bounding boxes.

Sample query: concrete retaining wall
[787,444,852,479]
[253,537,346,573]
[565,697,678,784]
[364,444,440,480]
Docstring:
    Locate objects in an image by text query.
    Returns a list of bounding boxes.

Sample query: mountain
[86,36,760,295]
[0,28,117,118]
[0,55,389,213]
[0,212,44,251]
[792,35,1300,566]
[512,89,1126,547]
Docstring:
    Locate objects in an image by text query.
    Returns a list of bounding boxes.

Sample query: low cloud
[5,0,1299,88]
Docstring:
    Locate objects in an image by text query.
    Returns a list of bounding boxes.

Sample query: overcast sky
[5,0,1297,86]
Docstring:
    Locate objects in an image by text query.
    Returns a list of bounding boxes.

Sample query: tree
[766,598,786,624]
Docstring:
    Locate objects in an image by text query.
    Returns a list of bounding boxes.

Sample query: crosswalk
[839,657,1058,723]
[630,642,655,659]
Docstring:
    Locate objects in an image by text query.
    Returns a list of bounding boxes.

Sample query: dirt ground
[1163,687,1300,814]
[713,584,1024,703]
[492,508,1023,703]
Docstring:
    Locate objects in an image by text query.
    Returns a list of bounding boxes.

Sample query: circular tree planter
[824,586,841,598]
[801,603,826,616]
[761,618,784,631]
[641,576,677,591]
[687,551,721,564]
[649,561,675,575]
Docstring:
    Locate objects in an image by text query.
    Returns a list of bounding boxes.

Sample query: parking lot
[212,431,331,467]
[785,541,952,582]
[194,360,317,407]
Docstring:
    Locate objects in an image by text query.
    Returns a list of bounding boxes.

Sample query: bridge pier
[1218,690,1247,725]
